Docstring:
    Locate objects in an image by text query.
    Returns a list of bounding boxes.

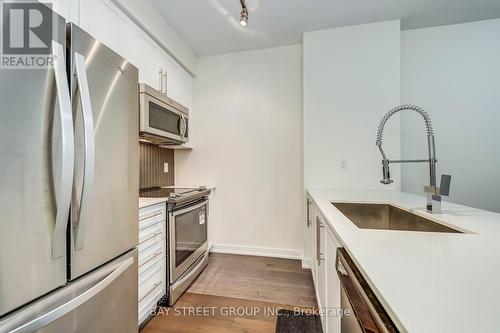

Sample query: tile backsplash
[139,143,174,189]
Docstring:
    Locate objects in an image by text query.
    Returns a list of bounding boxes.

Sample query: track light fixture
[240,0,249,26]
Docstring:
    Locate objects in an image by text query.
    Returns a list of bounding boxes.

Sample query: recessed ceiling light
[239,0,249,26]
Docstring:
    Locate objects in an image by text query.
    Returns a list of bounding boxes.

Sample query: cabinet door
[315,214,327,331]
[178,67,193,108]
[79,0,128,58]
[325,230,342,333]
[304,197,313,268]
[127,26,160,89]
[40,0,70,21]
[159,51,180,102]
[310,205,318,283]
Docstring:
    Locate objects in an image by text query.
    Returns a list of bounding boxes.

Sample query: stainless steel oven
[139,83,189,145]
[168,198,208,304]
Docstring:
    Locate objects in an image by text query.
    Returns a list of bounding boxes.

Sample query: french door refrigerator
[0,8,139,333]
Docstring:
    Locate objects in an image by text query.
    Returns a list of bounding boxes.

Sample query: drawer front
[139,203,166,227]
[138,259,166,324]
[139,259,165,299]
[138,240,166,270]
[138,279,164,325]
[138,219,166,248]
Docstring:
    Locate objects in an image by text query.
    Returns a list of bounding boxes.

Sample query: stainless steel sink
[332,202,462,233]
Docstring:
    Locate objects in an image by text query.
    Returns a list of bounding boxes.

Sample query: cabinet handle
[306,199,312,228]
[163,71,168,95]
[139,210,162,223]
[159,68,164,93]
[139,231,163,244]
[142,250,163,266]
[316,216,324,265]
[139,282,162,302]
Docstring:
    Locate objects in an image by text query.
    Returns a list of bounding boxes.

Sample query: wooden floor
[141,253,317,333]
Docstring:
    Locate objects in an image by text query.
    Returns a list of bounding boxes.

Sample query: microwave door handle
[51,41,74,259]
[74,52,96,251]
[181,115,187,139]
[179,114,186,139]
[183,117,188,139]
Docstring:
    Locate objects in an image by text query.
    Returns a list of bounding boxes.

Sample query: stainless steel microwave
[139,83,189,145]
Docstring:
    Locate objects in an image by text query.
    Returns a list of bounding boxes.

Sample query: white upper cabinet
[41,0,69,21]
[158,50,180,102]
[127,26,161,90]
[178,67,193,109]
[79,0,128,58]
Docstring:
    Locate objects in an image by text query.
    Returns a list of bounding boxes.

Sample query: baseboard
[301,258,311,269]
[210,244,302,260]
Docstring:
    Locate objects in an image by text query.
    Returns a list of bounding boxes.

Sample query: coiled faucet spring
[375,104,451,213]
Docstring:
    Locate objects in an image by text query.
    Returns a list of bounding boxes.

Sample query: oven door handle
[171,200,207,217]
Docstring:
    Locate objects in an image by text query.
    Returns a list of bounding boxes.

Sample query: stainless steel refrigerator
[0,7,139,333]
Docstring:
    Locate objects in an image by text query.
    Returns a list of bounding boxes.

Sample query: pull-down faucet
[376,105,451,213]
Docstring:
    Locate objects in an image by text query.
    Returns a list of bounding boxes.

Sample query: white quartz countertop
[308,189,500,333]
[139,197,168,209]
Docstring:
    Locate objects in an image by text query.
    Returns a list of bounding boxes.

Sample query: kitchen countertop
[139,197,168,209]
[139,186,216,209]
[308,189,500,333]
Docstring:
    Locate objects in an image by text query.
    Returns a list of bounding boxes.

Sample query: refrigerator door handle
[52,41,74,259]
[0,257,134,333]
[74,52,96,251]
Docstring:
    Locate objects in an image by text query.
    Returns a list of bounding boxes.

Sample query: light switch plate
[164,163,169,173]
[340,160,349,171]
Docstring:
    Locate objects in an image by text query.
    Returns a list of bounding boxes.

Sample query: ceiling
[150,0,500,56]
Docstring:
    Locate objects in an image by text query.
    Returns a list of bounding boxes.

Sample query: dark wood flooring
[141,253,317,333]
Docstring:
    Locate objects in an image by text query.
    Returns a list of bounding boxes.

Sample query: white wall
[401,18,500,212]
[303,20,402,191]
[112,0,196,74]
[174,45,304,258]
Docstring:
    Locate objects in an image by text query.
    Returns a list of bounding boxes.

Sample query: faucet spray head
[381,159,393,185]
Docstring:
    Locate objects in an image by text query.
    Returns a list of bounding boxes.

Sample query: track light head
[240,8,248,26]
[239,0,249,26]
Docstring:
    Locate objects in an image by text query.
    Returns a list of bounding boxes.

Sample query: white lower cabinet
[325,229,341,333]
[307,196,342,333]
[138,203,167,326]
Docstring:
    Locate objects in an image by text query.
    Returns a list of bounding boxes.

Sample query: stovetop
[140,187,199,199]
[139,187,211,210]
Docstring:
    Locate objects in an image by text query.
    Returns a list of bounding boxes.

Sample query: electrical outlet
[340,160,348,171]
[164,163,169,173]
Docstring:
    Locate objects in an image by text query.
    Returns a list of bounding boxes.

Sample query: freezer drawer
[0,250,138,333]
